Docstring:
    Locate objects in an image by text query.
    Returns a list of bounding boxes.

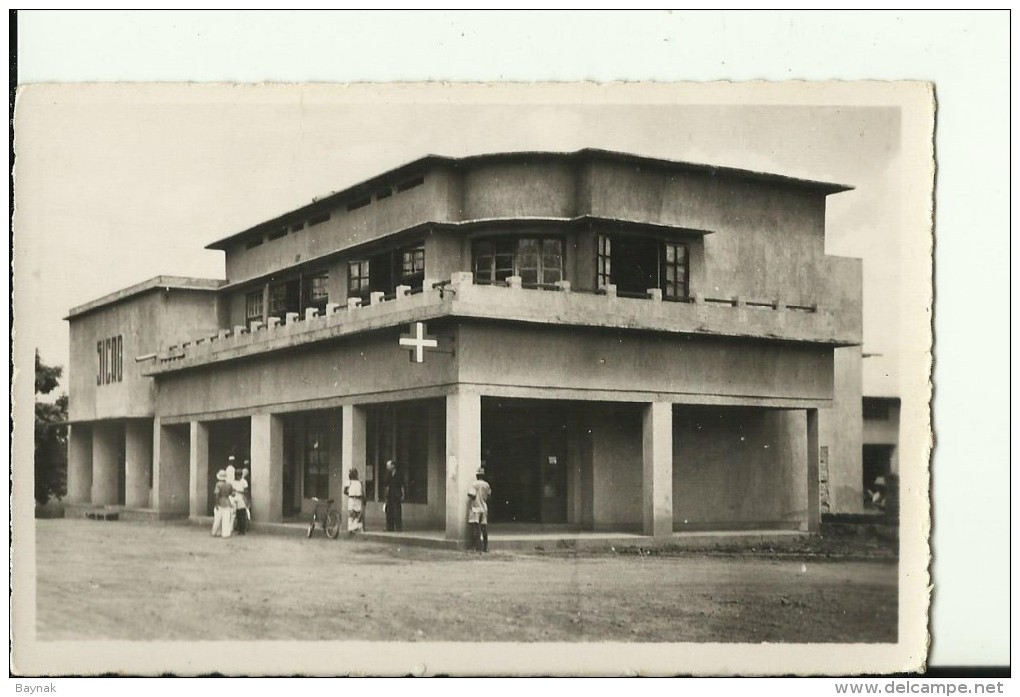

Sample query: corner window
[473,237,564,288]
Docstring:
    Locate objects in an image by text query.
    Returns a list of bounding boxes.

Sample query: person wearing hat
[211,466,236,538]
[467,467,491,553]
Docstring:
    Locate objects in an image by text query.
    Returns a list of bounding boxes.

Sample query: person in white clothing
[344,468,365,534]
[232,465,250,535]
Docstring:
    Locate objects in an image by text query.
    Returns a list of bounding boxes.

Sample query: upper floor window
[663,243,689,301]
[596,234,690,300]
[245,289,264,324]
[863,399,892,421]
[399,245,425,290]
[473,237,564,288]
[348,260,371,295]
[304,272,329,311]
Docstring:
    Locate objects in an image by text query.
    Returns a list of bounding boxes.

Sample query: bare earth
[34,519,897,643]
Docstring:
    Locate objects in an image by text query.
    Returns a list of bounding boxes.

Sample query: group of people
[209,456,491,549]
[342,460,491,552]
[210,456,252,538]
[342,459,405,534]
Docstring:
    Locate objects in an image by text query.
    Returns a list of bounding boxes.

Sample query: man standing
[383,460,404,532]
[467,467,491,553]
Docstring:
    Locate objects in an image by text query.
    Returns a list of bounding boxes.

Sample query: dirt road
[34,519,897,643]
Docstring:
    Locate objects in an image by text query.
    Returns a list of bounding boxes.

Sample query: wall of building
[672,406,807,527]
[457,322,835,404]
[460,160,577,219]
[820,346,865,513]
[153,327,458,421]
[223,168,460,285]
[68,289,220,422]
[589,404,643,530]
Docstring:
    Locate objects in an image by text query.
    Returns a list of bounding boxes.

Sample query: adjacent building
[64,149,865,541]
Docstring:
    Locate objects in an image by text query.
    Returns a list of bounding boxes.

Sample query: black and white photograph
[13,79,933,676]
[11,11,1006,681]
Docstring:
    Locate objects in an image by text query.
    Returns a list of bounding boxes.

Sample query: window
[267,227,287,241]
[473,237,564,288]
[268,279,300,321]
[96,335,123,385]
[245,236,264,249]
[302,414,332,500]
[597,235,612,289]
[245,289,264,324]
[348,260,370,295]
[376,188,392,200]
[396,175,425,192]
[399,245,425,290]
[596,233,690,300]
[662,242,689,300]
[346,196,371,212]
[291,222,304,233]
[863,399,891,420]
[365,403,429,504]
[308,212,330,226]
[304,272,329,311]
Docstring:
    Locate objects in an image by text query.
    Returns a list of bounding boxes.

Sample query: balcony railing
[147,271,853,374]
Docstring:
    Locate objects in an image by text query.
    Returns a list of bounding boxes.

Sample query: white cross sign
[399,321,438,363]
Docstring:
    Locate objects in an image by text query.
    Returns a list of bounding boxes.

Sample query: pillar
[91,421,119,505]
[189,421,209,517]
[642,401,673,537]
[125,419,153,508]
[251,413,284,523]
[154,419,190,515]
[66,424,92,504]
[805,408,821,532]
[445,391,481,541]
[340,404,367,529]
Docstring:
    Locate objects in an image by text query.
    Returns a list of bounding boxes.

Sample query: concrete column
[124,419,153,508]
[189,421,209,518]
[445,391,481,542]
[805,408,821,532]
[66,424,93,504]
[340,405,367,528]
[154,420,190,516]
[91,421,119,506]
[642,402,674,537]
[251,413,284,523]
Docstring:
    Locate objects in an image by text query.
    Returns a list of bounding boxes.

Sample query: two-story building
[63,149,864,542]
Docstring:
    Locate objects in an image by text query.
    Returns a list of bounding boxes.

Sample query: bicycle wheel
[306,516,316,538]
[324,509,342,539]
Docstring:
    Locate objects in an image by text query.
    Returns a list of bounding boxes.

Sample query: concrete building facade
[64,149,864,541]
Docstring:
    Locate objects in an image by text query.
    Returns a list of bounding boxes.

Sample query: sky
[14,84,916,398]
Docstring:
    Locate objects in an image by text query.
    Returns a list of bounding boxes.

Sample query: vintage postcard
[12,81,933,675]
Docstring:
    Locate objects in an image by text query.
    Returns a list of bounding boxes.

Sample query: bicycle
[307,497,342,539]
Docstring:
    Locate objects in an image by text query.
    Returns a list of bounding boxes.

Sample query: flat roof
[65,275,225,320]
[205,148,854,251]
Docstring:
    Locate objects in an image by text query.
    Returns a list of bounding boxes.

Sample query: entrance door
[482,400,568,525]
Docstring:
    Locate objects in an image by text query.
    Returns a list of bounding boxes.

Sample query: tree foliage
[35,351,68,504]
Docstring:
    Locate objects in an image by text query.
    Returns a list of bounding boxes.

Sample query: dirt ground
[33,519,897,643]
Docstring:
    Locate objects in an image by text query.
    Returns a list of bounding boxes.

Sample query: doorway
[481,399,568,524]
